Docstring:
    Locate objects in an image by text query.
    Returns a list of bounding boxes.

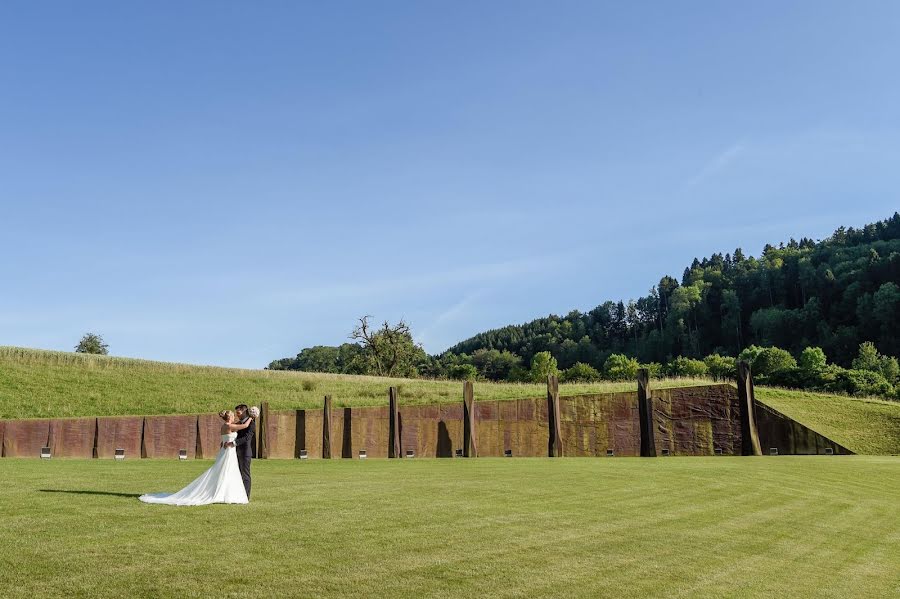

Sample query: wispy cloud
[258,254,567,308]
[686,142,745,188]
[415,290,487,346]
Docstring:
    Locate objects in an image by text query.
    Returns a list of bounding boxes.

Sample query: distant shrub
[703,354,736,381]
[448,364,478,381]
[743,346,797,378]
[604,354,639,381]
[767,367,811,389]
[529,352,559,383]
[851,342,899,384]
[825,368,893,397]
[666,357,709,378]
[560,362,601,383]
[302,380,317,392]
[799,347,828,373]
[640,362,664,379]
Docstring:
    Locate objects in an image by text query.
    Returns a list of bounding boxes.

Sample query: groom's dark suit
[234,417,256,499]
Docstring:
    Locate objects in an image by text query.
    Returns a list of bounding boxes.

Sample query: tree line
[268,213,900,400]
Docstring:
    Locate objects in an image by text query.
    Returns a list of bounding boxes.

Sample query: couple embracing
[139,404,257,506]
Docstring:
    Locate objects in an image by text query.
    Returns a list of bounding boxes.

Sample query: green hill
[4,347,897,455]
[755,388,900,455]
[1,347,708,419]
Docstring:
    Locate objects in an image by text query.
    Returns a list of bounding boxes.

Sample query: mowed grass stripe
[1,457,898,598]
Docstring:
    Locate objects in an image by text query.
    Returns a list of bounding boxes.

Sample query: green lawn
[756,388,900,455]
[1,457,898,598]
[1,346,710,418]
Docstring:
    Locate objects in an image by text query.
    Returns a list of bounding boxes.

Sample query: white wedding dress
[139,432,248,506]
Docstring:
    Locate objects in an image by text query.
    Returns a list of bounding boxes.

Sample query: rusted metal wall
[560,392,641,457]
[2,418,51,457]
[474,400,502,456]
[96,416,143,459]
[651,385,742,456]
[142,415,198,459]
[755,402,852,455]
[197,414,224,459]
[2,384,845,459]
[358,406,390,458]
[399,404,441,457]
[265,409,298,459]
[297,409,323,459]
[50,418,96,458]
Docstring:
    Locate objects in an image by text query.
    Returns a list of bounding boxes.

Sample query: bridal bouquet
[248,406,260,418]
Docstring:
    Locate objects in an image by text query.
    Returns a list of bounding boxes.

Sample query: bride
[139,410,254,506]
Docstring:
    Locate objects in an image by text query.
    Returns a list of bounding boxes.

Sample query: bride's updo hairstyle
[218,409,234,422]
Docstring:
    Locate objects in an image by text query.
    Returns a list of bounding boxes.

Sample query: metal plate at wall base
[178,449,188,460]
[299,449,308,459]
[769,448,779,456]
[40,447,51,459]
[359,450,367,459]
[824,447,834,455]
[606,449,614,457]
[714,448,723,456]
[455,449,463,457]
[405,449,415,458]
[114,448,125,460]
[661,448,670,456]
[503,449,512,457]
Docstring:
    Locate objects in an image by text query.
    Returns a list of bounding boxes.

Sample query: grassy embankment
[3,346,899,454]
[0,346,709,418]
[1,457,898,598]
[756,387,900,455]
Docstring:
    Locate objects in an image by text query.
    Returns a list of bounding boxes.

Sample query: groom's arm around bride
[233,404,256,499]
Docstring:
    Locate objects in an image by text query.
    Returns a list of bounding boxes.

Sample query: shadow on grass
[39,489,142,498]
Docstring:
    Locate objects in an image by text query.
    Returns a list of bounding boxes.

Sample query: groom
[231,404,256,499]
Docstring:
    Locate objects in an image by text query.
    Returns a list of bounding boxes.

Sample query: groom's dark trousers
[234,417,256,499]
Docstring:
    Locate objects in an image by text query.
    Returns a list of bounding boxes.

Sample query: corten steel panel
[2,419,51,457]
[609,393,641,457]
[329,408,349,458]
[515,398,549,457]
[475,401,502,456]
[599,394,638,457]
[50,418,96,458]
[559,397,586,456]
[301,410,323,459]
[755,402,852,455]
[400,405,441,458]
[651,385,742,456]
[142,415,198,459]
[555,394,642,457]
[96,417,143,459]
[197,414,224,459]
[437,403,463,457]
[498,400,519,456]
[346,406,388,459]
[263,410,297,459]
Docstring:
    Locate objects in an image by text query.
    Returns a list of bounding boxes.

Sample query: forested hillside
[270,214,900,398]
[447,213,900,368]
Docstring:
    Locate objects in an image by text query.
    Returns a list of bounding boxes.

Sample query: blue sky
[1,2,898,367]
